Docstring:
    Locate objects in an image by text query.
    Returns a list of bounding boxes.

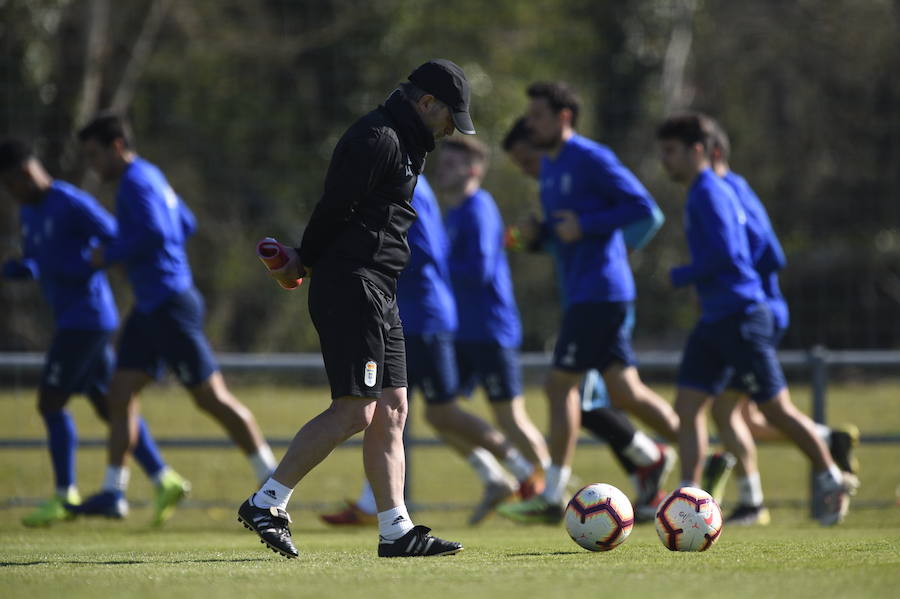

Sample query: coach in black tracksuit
[237,59,477,559]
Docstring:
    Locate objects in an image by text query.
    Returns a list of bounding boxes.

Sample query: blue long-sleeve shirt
[4,181,118,331]
[104,158,195,312]
[539,134,657,307]
[397,176,457,335]
[670,169,764,322]
[723,171,789,330]
[445,188,521,347]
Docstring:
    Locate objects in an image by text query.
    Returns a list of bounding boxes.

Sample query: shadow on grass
[1,557,270,567]
[504,551,583,557]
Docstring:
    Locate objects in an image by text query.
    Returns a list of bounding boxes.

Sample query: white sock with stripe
[377,505,414,540]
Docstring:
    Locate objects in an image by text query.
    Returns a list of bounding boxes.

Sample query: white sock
[249,444,277,483]
[503,449,535,482]
[102,466,130,493]
[542,464,571,504]
[540,457,552,471]
[56,485,77,499]
[253,477,294,510]
[622,432,662,467]
[468,448,510,485]
[356,480,377,515]
[150,465,172,486]
[678,479,697,489]
[815,423,832,444]
[377,505,414,540]
[737,472,764,507]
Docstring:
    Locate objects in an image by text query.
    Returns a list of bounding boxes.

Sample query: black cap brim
[452,110,476,135]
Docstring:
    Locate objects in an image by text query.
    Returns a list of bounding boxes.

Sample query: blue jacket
[445,188,521,347]
[670,169,764,322]
[538,134,657,307]
[397,176,457,335]
[104,158,196,312]
[723,171,789,330]
[3,181,118,331]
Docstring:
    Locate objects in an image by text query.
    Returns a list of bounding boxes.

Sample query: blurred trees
[1,0,898,352]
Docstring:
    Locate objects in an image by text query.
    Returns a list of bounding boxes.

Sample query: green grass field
[1,381,899,598]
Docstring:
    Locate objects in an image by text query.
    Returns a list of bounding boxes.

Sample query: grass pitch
[1,381,899,598]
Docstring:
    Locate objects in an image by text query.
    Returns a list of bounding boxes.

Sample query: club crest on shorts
[364,360,378,387]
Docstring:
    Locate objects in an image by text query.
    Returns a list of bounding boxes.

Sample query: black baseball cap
[408,59,476,135]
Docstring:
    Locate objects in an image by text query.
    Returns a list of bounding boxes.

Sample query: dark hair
[502,117,532,151]
[77,111,133,147]
[526,81,580,128]
[708,119,731,161]
[656,112,716,151]
[0,138,34,173]
[441,135,488,166]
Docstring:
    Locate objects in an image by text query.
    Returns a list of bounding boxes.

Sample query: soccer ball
[654,486,723,552]
[564,483,635,551]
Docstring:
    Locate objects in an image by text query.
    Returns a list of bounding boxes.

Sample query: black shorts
[308,272,407,399]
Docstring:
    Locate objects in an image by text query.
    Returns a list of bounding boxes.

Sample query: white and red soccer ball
[565,483,635,551]
[654,486,724,552]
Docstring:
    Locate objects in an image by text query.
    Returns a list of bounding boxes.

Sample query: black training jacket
[298,90,435,287]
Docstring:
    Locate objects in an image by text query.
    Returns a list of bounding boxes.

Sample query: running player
[499,83,678,524]
[0,138,188,527]
[656,111,857,526]
[70,114,276,522]
[501,117,674,521]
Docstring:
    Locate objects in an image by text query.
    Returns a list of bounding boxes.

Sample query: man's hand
[89,246,106,269]
[266,246,305,289]
[552,209,582,243]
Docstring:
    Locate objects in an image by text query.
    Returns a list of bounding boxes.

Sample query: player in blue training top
[501,118,676,521]
[319,174,544,526]
[656,112,857,527]
[699,120,859,525]
[68,113,276,521]
[498,83,679,524]
[434,138,551,519]
[0,139,188,527]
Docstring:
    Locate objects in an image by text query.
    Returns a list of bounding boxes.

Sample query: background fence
[1,349,897,512]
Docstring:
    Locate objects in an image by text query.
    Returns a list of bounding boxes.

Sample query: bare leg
[603,364,679,442]
[545,369,582,468]
[424,401,514,460]
[491,396,550,468]
[189,371,267,454]
[363,387,408,512]
[674,387,711,484]
[757,389,832,472]
[712,392,757,478]
[740,400,787,442]
[271,397,376,488]
[106,369,152,467]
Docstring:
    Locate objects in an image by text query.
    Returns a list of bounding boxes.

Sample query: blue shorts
[117,287,218,387]
[580,369,611,411]
[678,303,787,403]
[456,341,522,402]
[405,332,459,405]
[553,301,637,373]
[42,329,114,397]
[726,325,787,394]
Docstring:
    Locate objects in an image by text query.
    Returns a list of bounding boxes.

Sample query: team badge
[364,360,378,387]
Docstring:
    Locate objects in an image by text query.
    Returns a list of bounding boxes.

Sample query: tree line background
[1,0,899,354]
